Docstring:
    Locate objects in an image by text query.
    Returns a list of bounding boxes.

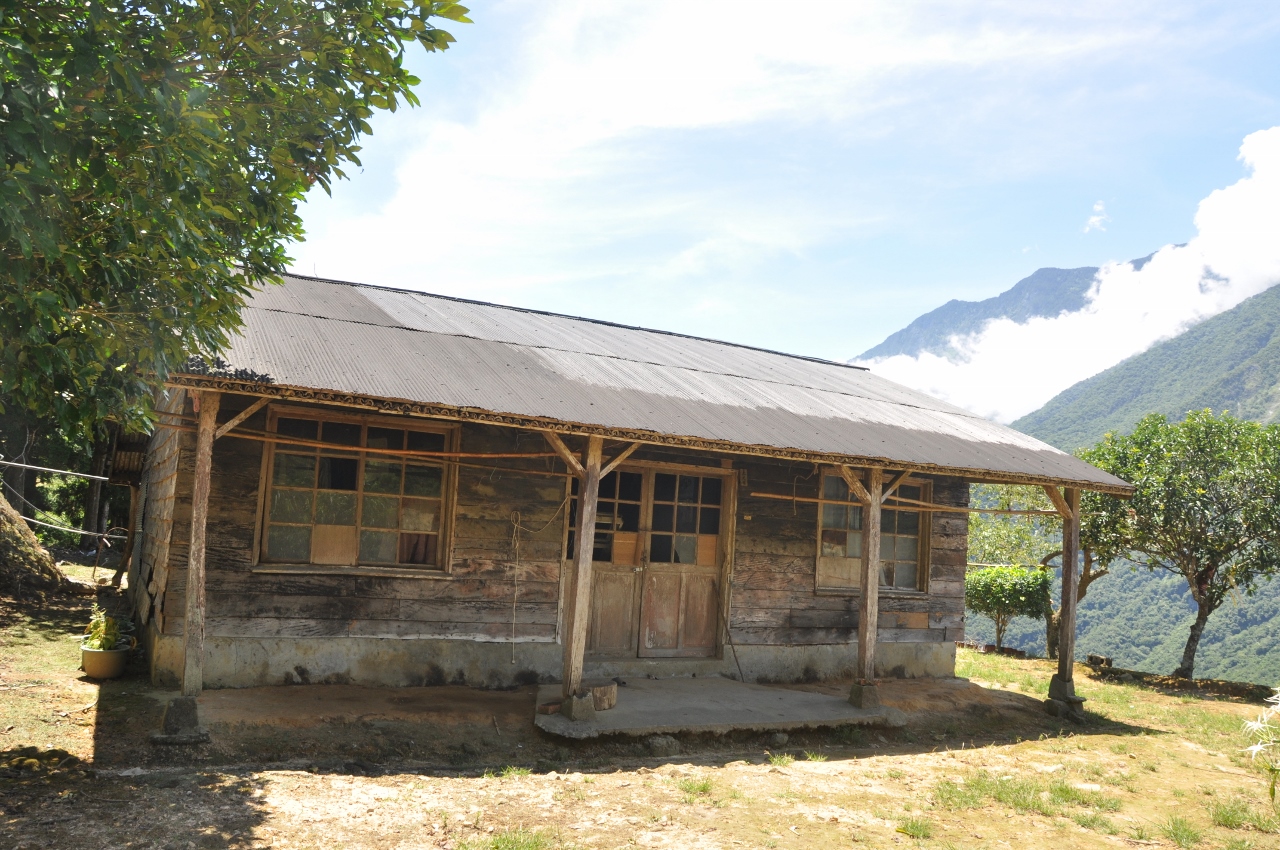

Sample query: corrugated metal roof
[192,274,1131,493]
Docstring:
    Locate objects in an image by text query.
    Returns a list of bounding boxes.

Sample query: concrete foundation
[146,622,956,690]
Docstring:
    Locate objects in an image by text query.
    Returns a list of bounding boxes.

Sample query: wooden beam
[838,465,872,504]
[1057,487,1081,685]
[882,469,911,499]
[600,442,641,478]
[562,435,603,702]
[1042,485,1072,520]
[182,390,221,697]
[857,467,883,681]
[213,397,268,440]
[542,431,585,477]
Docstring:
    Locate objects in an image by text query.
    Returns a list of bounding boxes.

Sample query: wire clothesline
[0,455,124,540]
[0,457,108,481]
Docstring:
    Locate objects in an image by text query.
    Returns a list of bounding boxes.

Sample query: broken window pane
[653,473,677,502]
[318,456,358,490]
[406,431,446,453]
[650,534,673,563]
[701,477,722,506]
[617,502,641,532]
[276,418,318,441]
[598,471,617,500]
[673,534,697,564]
[618,471,643,502]
[699,507,720,535]
[323,421,361,446]
[366,427,404,450]
[652,503,674,532]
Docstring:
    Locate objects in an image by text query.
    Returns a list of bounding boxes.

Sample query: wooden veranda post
[857,467,883,681]
[1056,487,1081,685]
[562,435,603,701]
[181,390,220,698]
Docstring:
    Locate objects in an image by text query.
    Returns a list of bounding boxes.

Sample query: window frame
[255,405,459,574]
[814,469,931,596]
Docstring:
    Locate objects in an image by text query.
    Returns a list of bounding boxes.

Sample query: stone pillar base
[149,695,210,745]
[848,681,881,710]
[561,691,597,722]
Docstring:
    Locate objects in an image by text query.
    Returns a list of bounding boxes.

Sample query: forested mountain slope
[1012,282,1280,451]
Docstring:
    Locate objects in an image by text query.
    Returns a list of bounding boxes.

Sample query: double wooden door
[574,468,727,659]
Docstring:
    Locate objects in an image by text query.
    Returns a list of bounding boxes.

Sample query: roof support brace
[182,390,221,697]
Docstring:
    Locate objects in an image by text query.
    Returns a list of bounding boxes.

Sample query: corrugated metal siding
[208,275,1129,491]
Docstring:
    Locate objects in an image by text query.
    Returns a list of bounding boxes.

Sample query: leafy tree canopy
[1080,410,1280,678]
[0,0,469,439]
[964,565,1051,650]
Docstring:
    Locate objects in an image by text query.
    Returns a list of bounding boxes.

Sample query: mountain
[861,265,1109,360]
[1012,282,1280,451]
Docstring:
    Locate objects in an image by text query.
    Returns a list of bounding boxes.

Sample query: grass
[676,777,714,802]
[931,770,1122,818]
[1161,815,1203,848]
[1071,812,1118,833]
[1208,797,1280,832]
[459,828,554,850]
[766,752,794,767]
[803,750,827,762]
[896,816,933,839]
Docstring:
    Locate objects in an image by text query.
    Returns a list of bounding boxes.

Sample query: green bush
[965,566,1052,649]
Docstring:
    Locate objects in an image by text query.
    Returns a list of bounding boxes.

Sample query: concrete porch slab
[534,676,907,740]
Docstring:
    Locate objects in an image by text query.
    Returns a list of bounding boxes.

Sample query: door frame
[561,459,737,661]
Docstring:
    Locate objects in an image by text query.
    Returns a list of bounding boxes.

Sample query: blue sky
[292,1,1280,372]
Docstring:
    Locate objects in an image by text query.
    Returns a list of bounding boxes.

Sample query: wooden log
[1058,487,1081,684]
[182,391,220,697]
[857,467,883,680]
[562,436,602,700]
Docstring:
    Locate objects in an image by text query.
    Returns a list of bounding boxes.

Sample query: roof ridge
[276,271,868,372]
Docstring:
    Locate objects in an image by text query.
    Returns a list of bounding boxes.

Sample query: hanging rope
[1,478,125,541]
[507,497,571,663]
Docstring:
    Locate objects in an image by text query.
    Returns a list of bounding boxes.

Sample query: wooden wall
[728,457,968,647]
[157,401,566,644]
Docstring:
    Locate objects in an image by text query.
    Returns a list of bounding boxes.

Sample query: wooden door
[638,472,723,658]
[583,471,644,659]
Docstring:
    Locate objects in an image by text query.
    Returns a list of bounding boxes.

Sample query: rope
[0,457,108,481]
[508,497,571,663]
[1,478,125,541]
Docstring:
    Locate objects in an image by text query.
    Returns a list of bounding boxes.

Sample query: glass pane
[323,421,361,446]
[618,471,643,502]
[673,534,697,563]
[849,506,863,531]
[362,495,399,529]
[880,509,897,535]
[402,498,440,532]
[650,534,673,563]
[364,460,402,494]
[598,471,617,500]
[273,453,315,488]
[653,473,677,502]
[894,562,918,589]
[677,475,699,503]
[318,456,358,490]
[676,505,697,533]
[880,562,895,587]
[699,506,720,535]
[399,532,438,565]
[316,491,357,525]
[898,484,921,502]
[406,431,446,453]
[618,502,641,532]
[848,531,862,554]
[897,510,919,535]
[822,503,848,530]
[593,532,612,562]
[821,528,848,557]
[652,503,674,532]
[267,525,311,561]
[896,535,918,560]
[270,490,313,524]
[276,417,318,441]
[359,530,398,563]
[404,464,442,497]
[366,427,404,450]
[701,477,722,506]
[822,475,849,501]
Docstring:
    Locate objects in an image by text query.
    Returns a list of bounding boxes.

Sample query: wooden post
[857,467,883,681]
[182,390,220,698]
[1057,487,1081,685]
[562,435,603,701]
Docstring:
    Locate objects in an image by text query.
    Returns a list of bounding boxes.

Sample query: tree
[1080,410,1280,679]
[964,565,1052,651]
[1,0,470,439]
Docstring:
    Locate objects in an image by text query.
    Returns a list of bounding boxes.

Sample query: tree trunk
[1046,608,1061,660]
[1173,598,1214,680]
[0,492,64,594]
[995,616,1007,651]
[79,428,113,550]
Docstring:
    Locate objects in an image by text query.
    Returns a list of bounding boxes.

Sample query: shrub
[964,566,1052,649]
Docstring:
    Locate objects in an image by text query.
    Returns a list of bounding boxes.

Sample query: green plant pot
[81,646,129,680]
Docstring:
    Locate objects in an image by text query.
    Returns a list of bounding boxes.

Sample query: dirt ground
[2,584,1278,850]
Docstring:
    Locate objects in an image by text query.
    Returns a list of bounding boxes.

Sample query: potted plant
[80,605,134,680]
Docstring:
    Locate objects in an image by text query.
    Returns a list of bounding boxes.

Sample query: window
[816,471,927,592]
[565,469,724,566]
[261,410,454,569]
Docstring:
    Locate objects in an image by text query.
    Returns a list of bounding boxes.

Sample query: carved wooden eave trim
[163,374,1134,496]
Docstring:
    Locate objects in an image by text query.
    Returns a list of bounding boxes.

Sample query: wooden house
[123,274,1130,707]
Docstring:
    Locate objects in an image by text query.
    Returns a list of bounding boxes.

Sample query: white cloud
[1083,200,1109,232]
[858,126,1280,423]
